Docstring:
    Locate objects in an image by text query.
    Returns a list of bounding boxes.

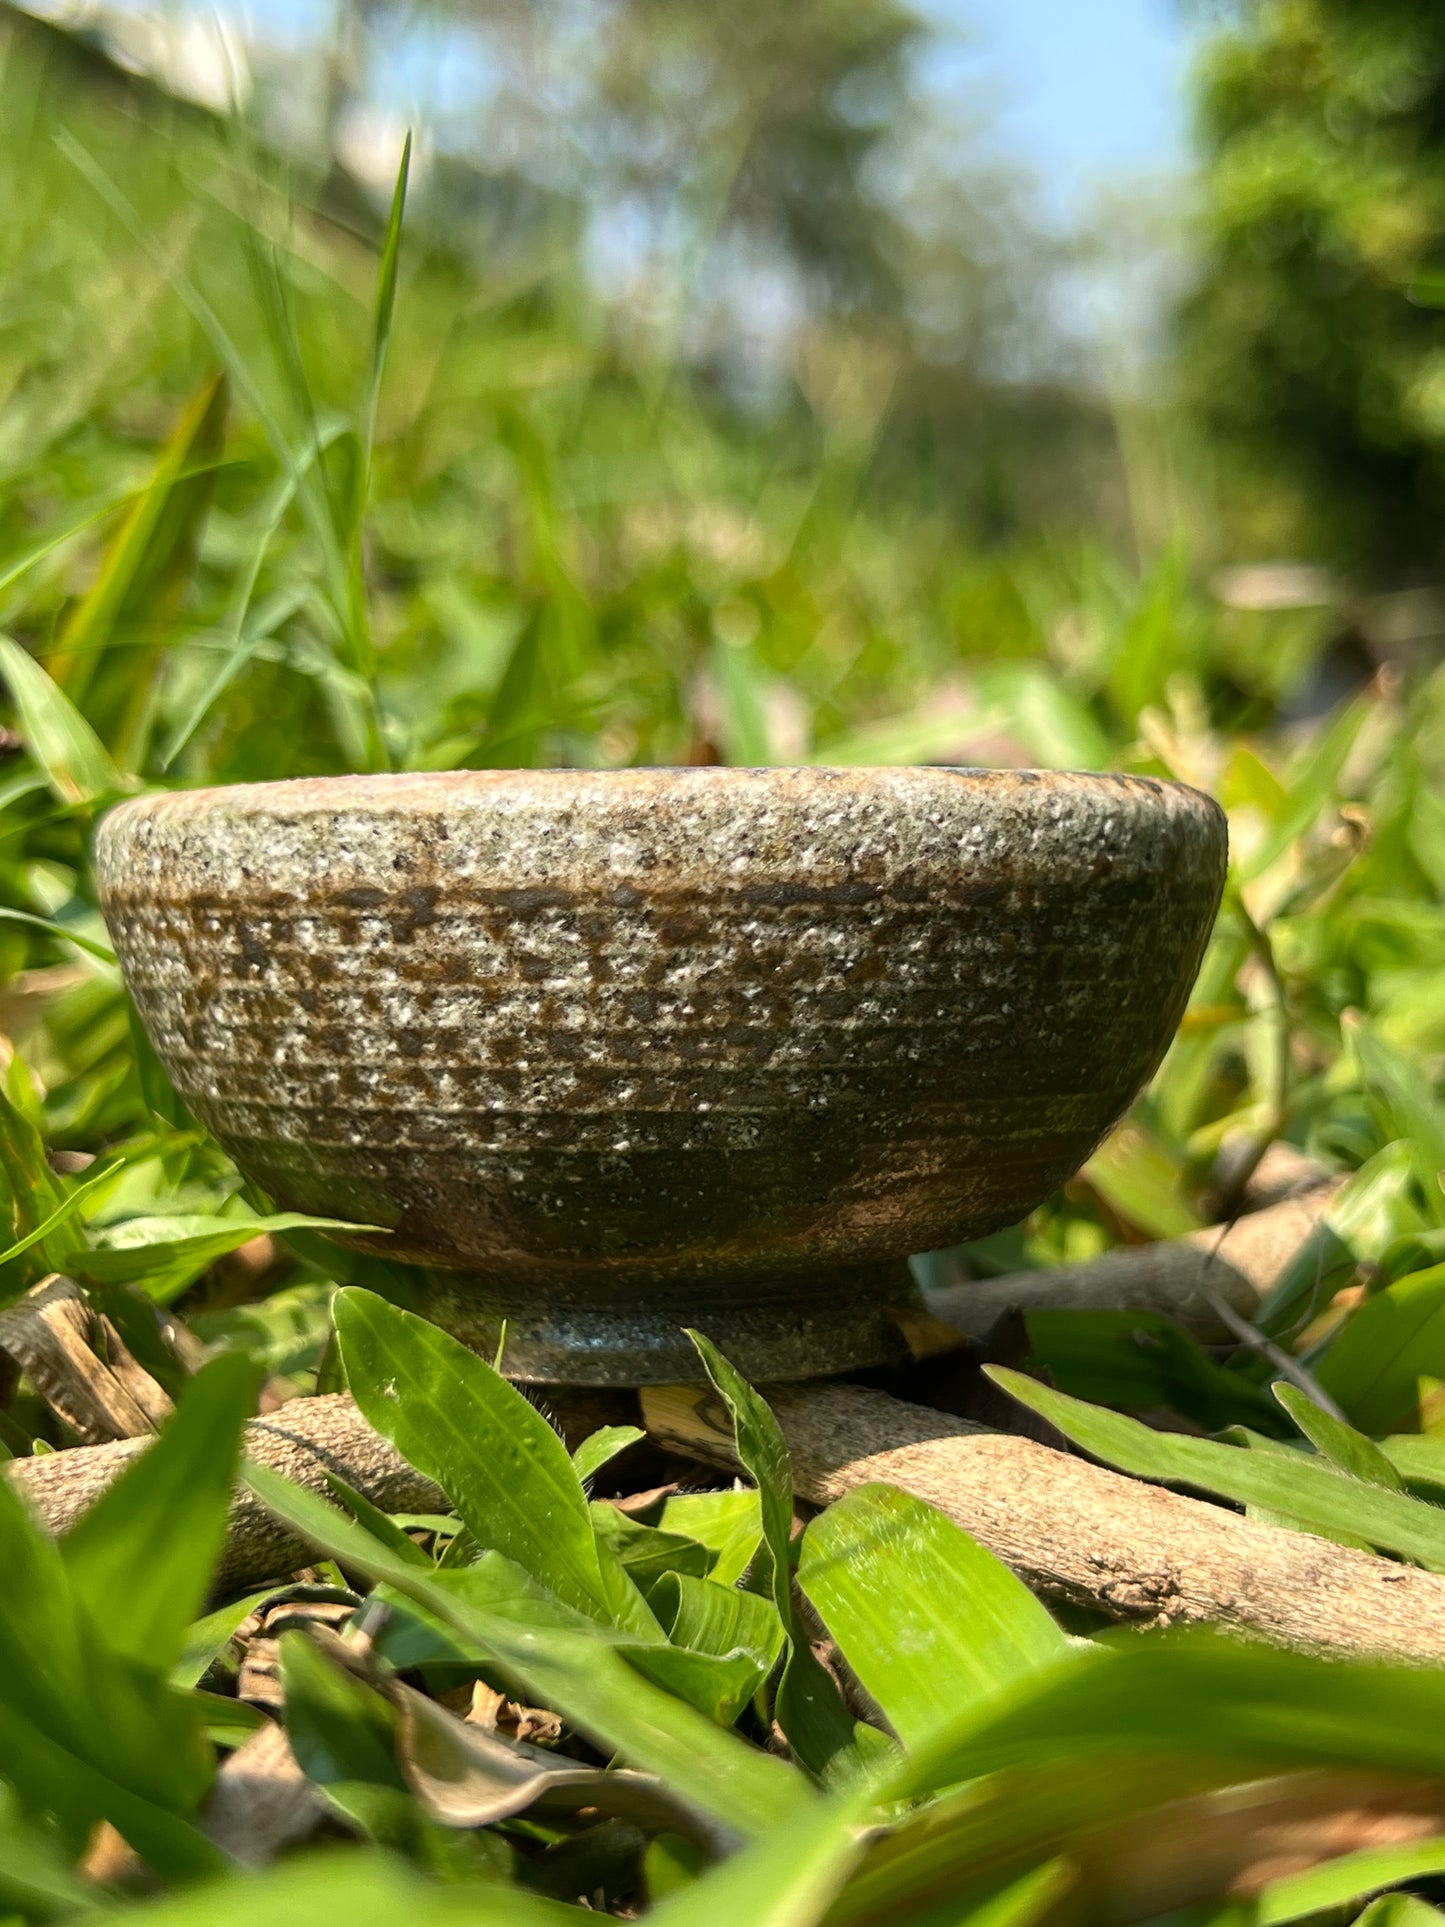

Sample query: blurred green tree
[1179,0,1445,578]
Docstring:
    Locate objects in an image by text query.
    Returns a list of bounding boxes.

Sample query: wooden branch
[14,1366,1442,1667]
[7,1392,444,1592]
[641,1379,1445,1665]
[922,1184,1340,1344]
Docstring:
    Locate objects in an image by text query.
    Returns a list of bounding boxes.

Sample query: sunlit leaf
[990,1366,1445,1567]
[333,1288,650,1633]
[0,631,125,804]
[244,1460,812,1840]
[797,1483,1068,1749]
[688,1328,863,1779]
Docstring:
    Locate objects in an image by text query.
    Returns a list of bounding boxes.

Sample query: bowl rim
[97,763,1225,824]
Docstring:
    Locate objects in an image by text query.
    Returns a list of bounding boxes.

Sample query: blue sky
[922,0,1193,223]
[227,0,1194,223]
[226,0,1195,241]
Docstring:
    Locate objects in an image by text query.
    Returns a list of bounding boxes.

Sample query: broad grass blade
[1314,1263,1445,1435]
[60,1351,258,1671]
[1273,1383,1406,1489]
[333,1288,638,1629]
[243,1461,812,1841]
[797,1483,1069,1749]
[989,1365,1445,1567]
[572,1423,645,1482]
[688,1328,862,1779]
[0,631,124,804]
[48,370,228,737]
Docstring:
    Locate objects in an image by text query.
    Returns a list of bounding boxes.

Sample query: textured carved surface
[96,767,1226,1380]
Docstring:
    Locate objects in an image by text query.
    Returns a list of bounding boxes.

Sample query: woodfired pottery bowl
[96,767,1227,1383]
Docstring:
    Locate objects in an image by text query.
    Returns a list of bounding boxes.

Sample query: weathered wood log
[641,1379,1445,1665]
[7,1392,444,1591]
[13,1358,1442,1664]
[922,1183,1340,1344]
[4,1386,635,1592]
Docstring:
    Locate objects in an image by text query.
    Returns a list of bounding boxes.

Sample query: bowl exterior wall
[97,768,1226,1341]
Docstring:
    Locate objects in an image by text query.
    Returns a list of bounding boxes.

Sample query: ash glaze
[96,766,1227,1383]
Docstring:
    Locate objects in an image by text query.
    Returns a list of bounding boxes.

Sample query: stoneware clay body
[96,767,1227,1383]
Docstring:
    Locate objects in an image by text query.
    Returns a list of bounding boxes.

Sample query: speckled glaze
[96,767,1226,1382]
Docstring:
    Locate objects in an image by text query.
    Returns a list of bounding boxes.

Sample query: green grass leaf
[0,1471,220,1875]
[572,1423,646,1482]
[1025,1307,1285,1433]
[648,1774,877,1925]
[0,1786,93,1919]
[688,1328,862,1779]
[1255,1837,1445,1925]
[1357,1896,1445,1927]
[71,1211,383,1303]
[1314,1264,1445,1434]
[324,1469,433,1567]
[657,1488,764,1587]
[989,1365,1445,1567]
[171,1589,276,1691]
[590,1502,715,1589]
[0,630,125,805]
[61,1849,591,1925]
[1348,1017,1445,1227]
[0,1082,70,1284]
[797,1483,1069,1750]
[243,1460,812,1841]
[1272,1382,1406,1489]
[0,1162,115,1275]
[0,906,116,963]
[825,1634,1445,1924]
[60,1350,257,1672]
[279,1629,415,1845]
[644,1573,786,1727]
[48,369,228,763]
[334,1287,642,1630]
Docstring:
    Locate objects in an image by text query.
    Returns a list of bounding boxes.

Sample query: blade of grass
[988,1365,1445,1568]
[688,1328,862,1780]
[60,1352,258,1671]
[1272,1383,1406,1491]
[0,631,126,804]
[0,1163,116,1274]
[797,1483,1069,1750]
[243,1461,812,1841]
[0,908,115,964]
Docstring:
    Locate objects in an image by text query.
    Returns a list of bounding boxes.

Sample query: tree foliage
[1180,0,1445,575]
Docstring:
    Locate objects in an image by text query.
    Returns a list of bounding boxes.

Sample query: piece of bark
[0,1275,172,1443]
[7,1392,446,1590]
[202,1718,325,1867]
[923,1184,1341,1345]
[640,1379,1445,1665]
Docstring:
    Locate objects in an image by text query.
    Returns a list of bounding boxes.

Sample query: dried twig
[1203,1290,1350,1422]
